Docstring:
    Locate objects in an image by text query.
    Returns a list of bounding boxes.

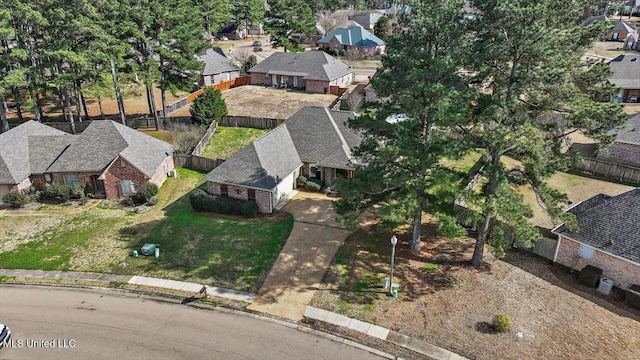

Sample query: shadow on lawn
[503,249,640,322]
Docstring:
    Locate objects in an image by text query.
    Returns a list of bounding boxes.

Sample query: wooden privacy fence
[191,121,217,156]
[31,116,193,134]
[329,86,348,96]
[187,76,251,103]
[173,154,225,172]
[218,115,283,129]
[571,156,640,184]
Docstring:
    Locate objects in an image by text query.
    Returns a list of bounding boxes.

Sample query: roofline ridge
[323,107,353,161]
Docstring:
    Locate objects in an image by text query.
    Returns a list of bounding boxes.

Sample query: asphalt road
[0,286,385,360]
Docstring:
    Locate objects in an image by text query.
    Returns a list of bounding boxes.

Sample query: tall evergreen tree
[265,0,316,52]
[232,0,266,36]
[334,0,470,250]
[200,0,233,39]
[460,0,627,265]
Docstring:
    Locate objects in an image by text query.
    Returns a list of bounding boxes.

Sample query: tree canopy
[190,87,228,126]
[265,0,316,52]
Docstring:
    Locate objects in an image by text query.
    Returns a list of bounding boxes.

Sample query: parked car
[0,324,11,348]
[252,40,262,47]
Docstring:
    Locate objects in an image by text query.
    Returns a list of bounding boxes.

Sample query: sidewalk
[304,306,468,360]
[0,269,254,303]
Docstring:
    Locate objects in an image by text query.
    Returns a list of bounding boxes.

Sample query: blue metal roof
[318,27,385,47]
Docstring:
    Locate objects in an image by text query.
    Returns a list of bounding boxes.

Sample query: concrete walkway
[304,306,469,360]
[0,269,254,303]
[247,192,352,320]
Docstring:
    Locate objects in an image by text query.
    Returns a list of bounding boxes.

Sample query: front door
[271,74,277,86]
[293,76,298,88]
[92,176,106,198]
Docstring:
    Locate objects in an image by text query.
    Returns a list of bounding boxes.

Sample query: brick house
[595,113,640,166]
[198,47,241,86]
[318,26,386,57]
[0,120,174,201]
[248,51,354,94]
[581,15,638,41]
[204,106,361,213]
[552,189,640,289]
[608,55,640,103]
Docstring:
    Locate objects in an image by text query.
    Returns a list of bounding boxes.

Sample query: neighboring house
[581,15,638,41]
[0,120,174,201]
[552,189,640,289]
[596,113,640,166]
[216,22,263,40]
[204,106,361,213]
[198,48,241,86]
[318,26,386,56]
[350,12,383,31]
[248,51,354,93]
[624,32,640,51]
[608,54,640,102]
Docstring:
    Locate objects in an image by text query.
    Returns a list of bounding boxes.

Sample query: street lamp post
[389,235,398,297]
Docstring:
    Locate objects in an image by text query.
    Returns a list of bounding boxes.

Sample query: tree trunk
[29,89,42,123]
[74,86,82,123]
[2,100,7,113]
[145,85,154,116]
[160,55,167,118]
[471,152,501,267]
[97,95,104,118]
[410,209,422,251]
[62,89,76,134]
[77,80,90,120]
[146,82,160,130]
[110,59,126,125]
[12,87,23,122]
[0,103,8,133]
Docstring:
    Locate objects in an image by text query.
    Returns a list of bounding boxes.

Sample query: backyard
[201,126,269,159]
[172,85,337,119]
[310,221,640,360]
[0,168,293,293]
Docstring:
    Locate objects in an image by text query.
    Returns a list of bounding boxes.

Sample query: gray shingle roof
[283,106,360,169]
[28,135,74,174]
[0,121,70,184]
[248,51,353,82]
[204,125,302,190]
[350,12,383,28]
[553,189,640,264]
[608,55,640,89]
[199,48,240,76]
[597,113,640,166]
[47,120,174,177]
[580,15,608,27]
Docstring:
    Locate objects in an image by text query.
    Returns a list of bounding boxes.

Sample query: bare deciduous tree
[344,47,367,64]
[233,47,252,65]
[318,11,349,35]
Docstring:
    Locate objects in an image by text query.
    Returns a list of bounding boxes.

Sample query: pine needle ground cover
[310,214,640,360]
[0,168,293,292]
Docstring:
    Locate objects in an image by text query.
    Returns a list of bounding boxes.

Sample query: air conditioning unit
[167,169,177,177]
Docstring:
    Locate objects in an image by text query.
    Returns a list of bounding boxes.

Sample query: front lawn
[0,168,294,292]
[201,126,269,159]
[311,219,640,360]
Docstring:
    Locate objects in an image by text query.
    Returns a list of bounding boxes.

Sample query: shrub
[189,189,246,216]
[308,177,322,186]
[305,181,322,192]
[579,265,603,288]
[491,314,512,333]
[133,182,159,204]
[2,191,29,209]
[147,196,159,206]
[121,196,135,207]
[241,200,259,218]
[40,183,75,202]
[296,175,308,187]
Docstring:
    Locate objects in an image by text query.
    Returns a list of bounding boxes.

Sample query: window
[578,244,595,260]
[220,184,228,196]
[118,180,135,196]
[63,174,79,186]
[44,173,52,182]
[336,169,350,178]
[248,189,256,200]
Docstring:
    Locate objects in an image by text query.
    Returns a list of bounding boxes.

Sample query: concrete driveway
[247,192,352,321]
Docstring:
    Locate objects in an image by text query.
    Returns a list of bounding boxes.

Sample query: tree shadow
[474,321,494,334]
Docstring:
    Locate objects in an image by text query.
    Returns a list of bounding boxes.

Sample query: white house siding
[273,171,296,209]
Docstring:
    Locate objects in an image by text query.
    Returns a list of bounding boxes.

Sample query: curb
[304,306,468,360]
[0,283,399,360]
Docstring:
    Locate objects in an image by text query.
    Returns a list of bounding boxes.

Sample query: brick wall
[103,156,148,199]
[255,189,272,213]
[227,185,249,201]
[306,80,331,94]
[251,72,272,86]
[555,236,640,289]
[207,181,221,195]
[212,71,241,85]
[622,88,640,102]
[30,174,48,189]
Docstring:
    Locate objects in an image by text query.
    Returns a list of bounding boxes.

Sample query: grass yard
[201,126,269,159]
[0,168,294,292]
[311,218,640,360]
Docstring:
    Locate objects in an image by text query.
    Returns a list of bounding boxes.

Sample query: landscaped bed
[0,168,294,293]
[310,216,640,360]
[201,126,269,159]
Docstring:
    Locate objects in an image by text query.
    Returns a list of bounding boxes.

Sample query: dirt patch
[177,85,337,119]
[0,215,67,252]
[311,216,640,360]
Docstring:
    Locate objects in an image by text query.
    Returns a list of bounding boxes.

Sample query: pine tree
[190,87,228,126]
[265,0,316,52]
[334,0,471,251]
